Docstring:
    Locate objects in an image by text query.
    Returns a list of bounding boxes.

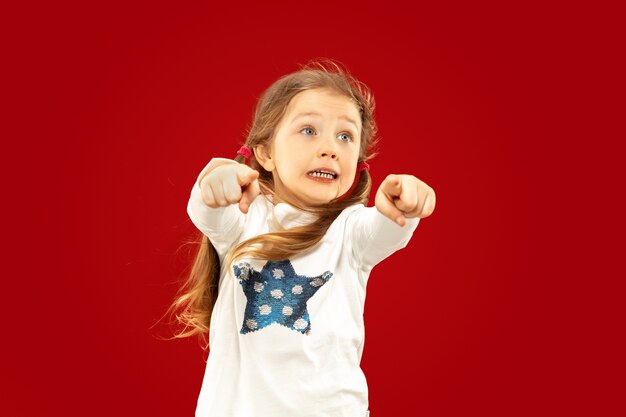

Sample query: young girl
[173,60,436,417]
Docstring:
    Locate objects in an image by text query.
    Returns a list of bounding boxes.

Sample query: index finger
[380,174,402,199]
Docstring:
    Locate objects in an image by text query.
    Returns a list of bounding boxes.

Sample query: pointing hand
[375,174,436,226]
[199,163,261,214]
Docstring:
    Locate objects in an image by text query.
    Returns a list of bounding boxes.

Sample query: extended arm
[187,158,260,257]
[350,174,436,270]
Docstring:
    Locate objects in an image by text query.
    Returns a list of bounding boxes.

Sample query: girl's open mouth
[307,170,337,180]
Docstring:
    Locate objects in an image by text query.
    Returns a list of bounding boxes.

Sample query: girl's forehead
[285,89,360,121]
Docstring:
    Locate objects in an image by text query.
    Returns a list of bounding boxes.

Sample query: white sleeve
[186,158,245,258]
[347,206,420,271]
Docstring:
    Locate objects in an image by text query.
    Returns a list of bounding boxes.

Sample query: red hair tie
[237,146,253,159]
[357,161,370,172]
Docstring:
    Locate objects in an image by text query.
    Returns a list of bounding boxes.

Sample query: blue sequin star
[233,260,333,335]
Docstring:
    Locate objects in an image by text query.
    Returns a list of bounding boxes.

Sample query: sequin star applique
[233,260,333,335]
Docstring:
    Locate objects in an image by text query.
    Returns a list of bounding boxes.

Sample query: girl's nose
[319,149,338,159]
[318,136,338,159]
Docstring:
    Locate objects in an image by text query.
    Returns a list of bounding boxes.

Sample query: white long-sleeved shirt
[187,160,419,417]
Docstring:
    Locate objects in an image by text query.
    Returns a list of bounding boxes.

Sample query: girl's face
[256,88,362,206]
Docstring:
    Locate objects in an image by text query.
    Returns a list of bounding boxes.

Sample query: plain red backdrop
[3,1,623,416]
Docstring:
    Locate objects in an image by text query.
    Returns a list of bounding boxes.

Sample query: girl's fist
[199,163,260,213]
[375,174,436,226]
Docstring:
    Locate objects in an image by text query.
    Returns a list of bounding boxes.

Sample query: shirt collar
[271,202,319,230]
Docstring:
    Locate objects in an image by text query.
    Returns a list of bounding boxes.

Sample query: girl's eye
[338,133,352,142]
[300,127,315,136]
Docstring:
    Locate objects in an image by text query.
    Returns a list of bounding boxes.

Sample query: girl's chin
[275,184,350,206]
[298,191,348,206]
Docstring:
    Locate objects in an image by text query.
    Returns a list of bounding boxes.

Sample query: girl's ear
[254,145,275,172]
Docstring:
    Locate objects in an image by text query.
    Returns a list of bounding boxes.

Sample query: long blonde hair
[170,59,379,342]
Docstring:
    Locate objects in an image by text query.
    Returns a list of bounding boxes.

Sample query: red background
[3,1,622,416]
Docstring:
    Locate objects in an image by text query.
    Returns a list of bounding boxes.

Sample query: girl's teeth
[310,171,335,179]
